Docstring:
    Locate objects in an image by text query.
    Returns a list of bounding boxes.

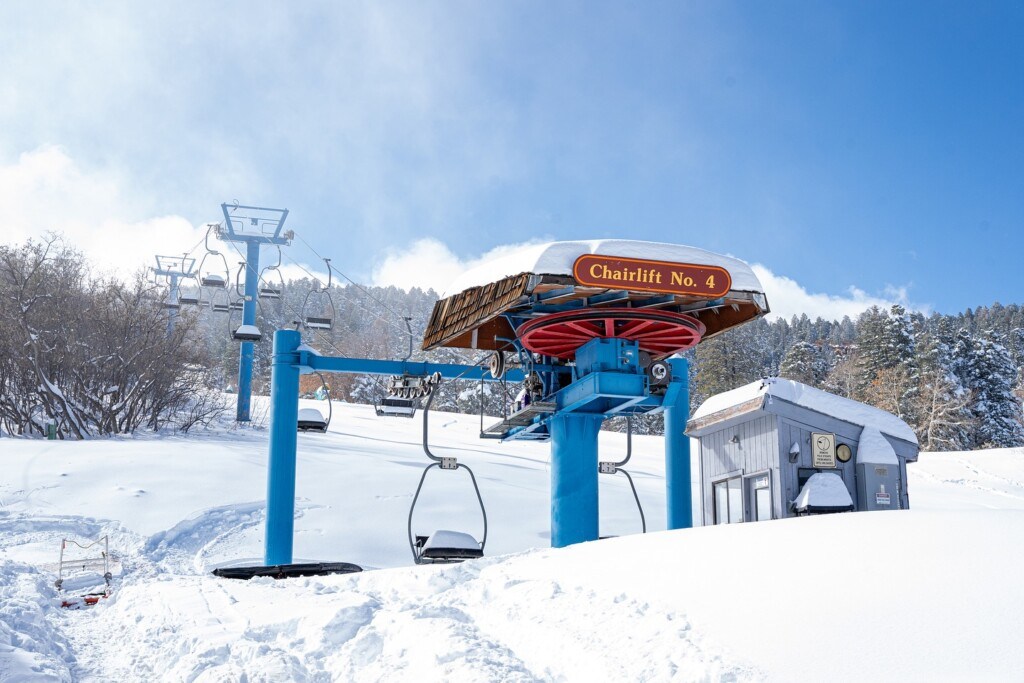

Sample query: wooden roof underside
[423,273,769,352]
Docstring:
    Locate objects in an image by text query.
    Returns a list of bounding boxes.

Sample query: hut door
[745,473,772,522]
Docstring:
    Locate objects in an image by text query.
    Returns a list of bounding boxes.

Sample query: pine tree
[779,341,826,386]
[913,325,974,450]
[963,333,1024,448]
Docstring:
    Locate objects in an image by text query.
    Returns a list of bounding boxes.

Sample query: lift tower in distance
[152,254,195,335]
[216,203,292,422]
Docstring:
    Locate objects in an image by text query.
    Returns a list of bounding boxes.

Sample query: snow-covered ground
[1,399,1023,681]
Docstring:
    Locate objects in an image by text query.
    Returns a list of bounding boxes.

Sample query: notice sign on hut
[812,432,837,468]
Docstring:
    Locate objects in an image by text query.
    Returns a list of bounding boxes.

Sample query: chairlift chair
[208,286,231,313]
[374,396,417,417]
[297,408,328,432]
[408,388,487,564]
[302,258,336,330]
[178,288,202,306]
[229,297,265,341]
[233,324,262,342]
[259,247,285,300]
[297,373,332,433]
[198,228,230,288]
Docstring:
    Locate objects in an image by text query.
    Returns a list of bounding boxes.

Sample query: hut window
[712,476,743,524]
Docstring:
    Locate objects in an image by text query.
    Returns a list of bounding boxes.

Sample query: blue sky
[1,1,1021,318]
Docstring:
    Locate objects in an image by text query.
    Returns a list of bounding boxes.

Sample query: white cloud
[372,238,927,320]
[371,238,550,293]
[751,264,926,321]
[0,145,208,277]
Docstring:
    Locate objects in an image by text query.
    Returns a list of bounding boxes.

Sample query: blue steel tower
[215,203,292,422]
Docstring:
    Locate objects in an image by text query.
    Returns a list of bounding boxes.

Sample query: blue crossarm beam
[304,354,539,382]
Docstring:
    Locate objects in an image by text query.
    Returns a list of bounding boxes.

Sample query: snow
[691,378,919,445]
[792,472,854,511]
[424,530,481,551]
[856,426,899,465]
[297,407,326,424]
[443,239,765,296]
[1,400,1023,681]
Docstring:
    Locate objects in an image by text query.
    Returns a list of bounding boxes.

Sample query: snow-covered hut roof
[793,472,855,513]
[688,378,919,446]
[424,239,768,352]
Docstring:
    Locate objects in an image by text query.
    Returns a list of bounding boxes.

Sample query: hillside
[2,400,1023,681]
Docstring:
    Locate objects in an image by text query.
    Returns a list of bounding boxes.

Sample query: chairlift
[233,324,262,342]
[177,278,202,306]
[301,258,336,330]
[209,288,230,314]
[408,387,487,564]
[374,396,417,418]
[259,246,285,300]
[229,297,265,341]
[598,417,646,536]
[297,372,332,433]
[197,226,230,288]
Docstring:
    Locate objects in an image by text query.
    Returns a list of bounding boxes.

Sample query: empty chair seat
[259,286,282,300]
[305,316,333,330]
[297,408,327,432]
[376,397,416,417]
[201,274,227,288]
[232,324,262,342]
[417,530,483,562]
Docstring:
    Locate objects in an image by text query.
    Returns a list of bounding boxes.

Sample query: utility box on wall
[686,378,919,525]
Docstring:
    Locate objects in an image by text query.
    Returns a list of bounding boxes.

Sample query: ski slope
[2,399,1023,682]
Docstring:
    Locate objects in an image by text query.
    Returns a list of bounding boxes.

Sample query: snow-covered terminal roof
[423,239,769,351]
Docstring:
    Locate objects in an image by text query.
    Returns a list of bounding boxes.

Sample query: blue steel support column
[664,357,692,529]
[236,240,262,422]
[265,329,301,565]
[166,274,179,336]
[549,413,603,547]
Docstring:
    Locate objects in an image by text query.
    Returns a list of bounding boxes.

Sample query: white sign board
[876,492,891,506]
[812,432,836,468]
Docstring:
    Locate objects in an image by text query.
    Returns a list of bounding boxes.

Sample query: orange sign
[572,254,732,298]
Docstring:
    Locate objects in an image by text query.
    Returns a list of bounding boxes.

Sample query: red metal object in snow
[517,308,706,360]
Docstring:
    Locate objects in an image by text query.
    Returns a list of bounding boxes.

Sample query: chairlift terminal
[259,239,770,568]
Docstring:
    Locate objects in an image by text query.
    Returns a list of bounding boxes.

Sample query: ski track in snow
[2,504,753,682]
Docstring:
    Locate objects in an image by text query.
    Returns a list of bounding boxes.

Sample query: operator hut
[686,378,918,525]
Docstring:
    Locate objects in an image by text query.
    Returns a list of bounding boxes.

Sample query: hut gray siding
[777,416,858,510]
[700,414,779,524]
